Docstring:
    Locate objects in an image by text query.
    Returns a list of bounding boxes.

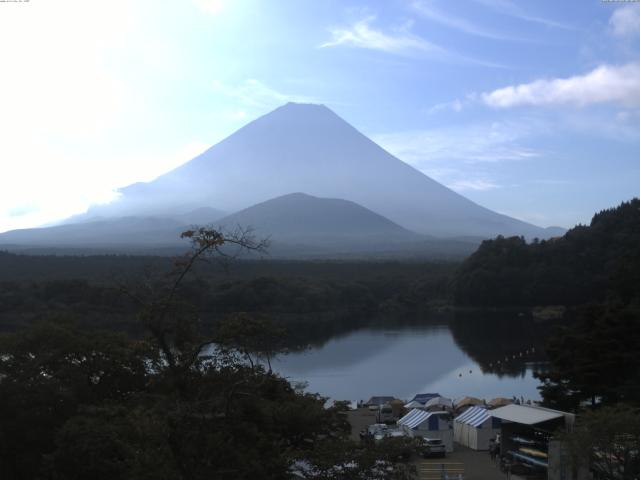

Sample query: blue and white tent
[409,393,440,405]
[398,409,453,452]
[453,406,501,450]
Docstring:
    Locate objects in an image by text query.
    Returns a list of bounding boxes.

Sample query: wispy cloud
[373,120,542,165]
[447,179,500,192]
[472,0,574,30]
[411,0,530,42]
[610,5,640,38]
[482,63,640,108]
[370,119,546,193]
[320,16,505,68]
[426,98,464,115]
[320,16,445,55]
[212,79,318,109]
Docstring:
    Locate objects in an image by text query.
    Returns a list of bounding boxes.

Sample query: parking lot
[414,445,509,480]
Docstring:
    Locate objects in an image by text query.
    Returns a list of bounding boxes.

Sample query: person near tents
[489,438,498,462]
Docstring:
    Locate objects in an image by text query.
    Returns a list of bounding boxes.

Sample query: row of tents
[394,405,502,452]
[383,393,516,451]
[403,394,514,412]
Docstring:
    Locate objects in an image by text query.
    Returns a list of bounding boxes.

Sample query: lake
[272,318,549,404]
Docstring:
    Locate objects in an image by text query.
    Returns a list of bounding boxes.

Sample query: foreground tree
[536,303,640,411]
[0,228,416,480]
[559,405,640,480]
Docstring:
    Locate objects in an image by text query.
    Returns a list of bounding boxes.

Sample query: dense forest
[0,254,454,351]
[453,198,640,307]
[0,229,422,480]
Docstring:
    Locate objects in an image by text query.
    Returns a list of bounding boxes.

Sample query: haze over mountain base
[0,103,564,257]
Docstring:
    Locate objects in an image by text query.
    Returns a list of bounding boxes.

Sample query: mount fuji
[0,103,562,256]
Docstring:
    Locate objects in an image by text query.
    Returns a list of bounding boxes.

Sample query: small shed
[453,406,501,451]
[397,409,453,452]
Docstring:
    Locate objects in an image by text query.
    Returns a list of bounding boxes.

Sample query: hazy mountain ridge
[0,217,187,247]
[0,193,481,258]
[0,103,565,257]
[81,103,557,238]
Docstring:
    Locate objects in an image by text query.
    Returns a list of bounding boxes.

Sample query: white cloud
[320,16,444,55]
[212,79,318,109]
[610,5,640,37]
[320,16,504,67]
[482,63,640,108]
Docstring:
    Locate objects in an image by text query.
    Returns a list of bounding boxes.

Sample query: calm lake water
[272,321,546,403]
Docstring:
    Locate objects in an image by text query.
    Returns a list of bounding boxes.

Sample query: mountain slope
[216,192,417,242]
[82,102,554,238]
[0,217,187,248]
[0,194,480,258]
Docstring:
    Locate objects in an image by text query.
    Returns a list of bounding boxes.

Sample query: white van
[378,403,394,423]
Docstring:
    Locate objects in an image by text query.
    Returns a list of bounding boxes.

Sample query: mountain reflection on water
[273,312,554,402]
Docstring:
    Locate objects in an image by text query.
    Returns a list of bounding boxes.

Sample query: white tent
[397,409,453,452]
[424,396,453,411]
[404,400,425,409]
[453,406,500,451]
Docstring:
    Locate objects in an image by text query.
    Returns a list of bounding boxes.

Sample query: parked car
[378,404,395,423]
[418,437,446,458]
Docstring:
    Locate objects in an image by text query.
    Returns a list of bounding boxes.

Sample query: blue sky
[1,0,639,232]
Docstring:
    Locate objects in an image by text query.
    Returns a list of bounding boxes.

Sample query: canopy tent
[453,406,501,450]
[454,396,484,412]
[489,404,567,426]
[404,400,425,409]
[398,409,435,429]
[424,396,453,411]
[488,397,513,408]
[409,393,440,405]
[397,409,453,452]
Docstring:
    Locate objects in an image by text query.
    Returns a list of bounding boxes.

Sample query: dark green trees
[0,228,416,480]
[536,304,640,411]
[453,198,640,307]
